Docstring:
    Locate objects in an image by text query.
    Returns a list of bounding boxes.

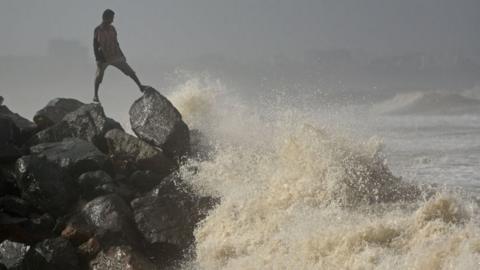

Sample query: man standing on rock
[93,9,146,103]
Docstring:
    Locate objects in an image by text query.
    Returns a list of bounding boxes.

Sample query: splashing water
[169,77,480,270]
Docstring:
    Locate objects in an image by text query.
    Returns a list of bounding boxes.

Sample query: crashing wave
[170,77,480,270]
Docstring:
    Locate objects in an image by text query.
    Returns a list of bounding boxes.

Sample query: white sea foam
[169,77,480,270]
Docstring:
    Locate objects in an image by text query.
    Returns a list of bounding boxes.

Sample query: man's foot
[139,85,149,93]
[93,96,100,103]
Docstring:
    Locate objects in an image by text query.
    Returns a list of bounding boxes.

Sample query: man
[93,9,145,103]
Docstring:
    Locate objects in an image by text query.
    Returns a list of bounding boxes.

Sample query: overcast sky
[1,0,479,60]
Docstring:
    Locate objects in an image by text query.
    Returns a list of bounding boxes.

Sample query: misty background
[1,0,479,122]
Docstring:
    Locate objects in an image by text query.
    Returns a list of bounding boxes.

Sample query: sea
[165,77,480,270]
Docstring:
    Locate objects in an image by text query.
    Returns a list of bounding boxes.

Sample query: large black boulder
[24,237,80,270]
[105,129,175,176]
[29,104,122,152]
[69,194,139,247]
[15,155,77,216]
[129,87,189,158]
[30,138,111,177]
[33,98,85,130]
[0,240,30,269]
[130,175,207,250]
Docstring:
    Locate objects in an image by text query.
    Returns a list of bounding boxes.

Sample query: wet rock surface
[25,237,80,270]
[30,104,122,152]
[15,155,77,216]
[34,98,85,129]
[105,129,175,176]
[30,138,111,177]
[130,87,190,158]
[0,240,30,269]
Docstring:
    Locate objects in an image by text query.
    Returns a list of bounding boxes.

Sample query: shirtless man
[93,9,145,103]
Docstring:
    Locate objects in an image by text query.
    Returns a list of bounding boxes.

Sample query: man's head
[102,9,115,24]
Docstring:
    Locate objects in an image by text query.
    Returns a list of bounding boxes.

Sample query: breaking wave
[170,78,480,270]
[371,91,480,115]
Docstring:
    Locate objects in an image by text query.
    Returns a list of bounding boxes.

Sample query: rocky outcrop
[130,87,190,158]
[15,155,77,216]
[105,129,175,176]
[33,98,85,129]
[0,91,206,269]
[30,104,122,152]
[30,138,111,177]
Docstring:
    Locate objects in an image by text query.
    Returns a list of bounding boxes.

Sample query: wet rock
[15,155,77,216]
[0,196,31,217]
[25,237,80,270]
[127,170,165,193]
[89,245,156,270]
[77,237,101,260]
[0,117,22,163]
[0,213,54,244]
[77,170,115,199]
[130,176,200,249]
[105,129,175,176]
[0,240,30,269]
[72,194,139,247]
[33,98,85,129]
[30,138,111,177]
[29,104,122,152]
[129,87,189,158]
[0,104,37,144]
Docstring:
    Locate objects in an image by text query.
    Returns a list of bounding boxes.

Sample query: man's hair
[102,9,115,20]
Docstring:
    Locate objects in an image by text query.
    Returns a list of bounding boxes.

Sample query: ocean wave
[371,91,480,115]
[170,77,480,270]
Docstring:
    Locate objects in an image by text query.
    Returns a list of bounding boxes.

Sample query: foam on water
[169,78,480,270]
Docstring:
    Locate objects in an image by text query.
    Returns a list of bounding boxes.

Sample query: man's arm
[112,26,125,58]
[93,28,105,62]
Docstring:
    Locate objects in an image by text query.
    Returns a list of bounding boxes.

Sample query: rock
[74,194,139,247]
[30,138,111,177]
[0,196,31,217]
[33,98,85,129]
[129,87,189,158]
[0,105,37,143]
[0,117,22,163]
[77,170,115,199]
[0,240,30,269]
[25,237,80,270]
[29,104,122,152]
[15,155,77,216]
[77,237,101,260]
[127,170,165,193]
[0,96,3,105]
[89,245,156,270]
[105,129,175,176]
[0,213,54,244]
[130,176,200,249]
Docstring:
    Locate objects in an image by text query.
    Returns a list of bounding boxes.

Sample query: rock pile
[0,89,215,269]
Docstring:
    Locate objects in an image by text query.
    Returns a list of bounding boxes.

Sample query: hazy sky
[1,0,479,60]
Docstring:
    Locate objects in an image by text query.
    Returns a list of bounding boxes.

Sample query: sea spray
[170,77,480,270]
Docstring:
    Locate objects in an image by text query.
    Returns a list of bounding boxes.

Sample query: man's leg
[94,62,108,102]
[112,61,145,92]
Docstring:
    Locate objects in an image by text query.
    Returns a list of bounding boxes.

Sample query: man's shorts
[95,58,136,83]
